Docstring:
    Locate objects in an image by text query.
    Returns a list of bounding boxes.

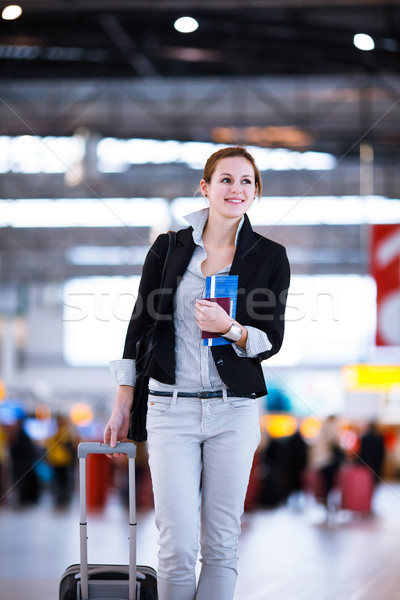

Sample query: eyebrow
[219,172,254,178]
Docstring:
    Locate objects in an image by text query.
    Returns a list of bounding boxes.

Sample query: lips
[225,198,244,204]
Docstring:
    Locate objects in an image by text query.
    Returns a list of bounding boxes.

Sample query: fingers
[104,396,131,459]
[109,424,118,448]
[195,299,217,320]
[104,423,111,445]
[195,299,217,312]
[104,424,113,458]
[196,299,213,307]
[195,299,230,333]
[104,420,121,458]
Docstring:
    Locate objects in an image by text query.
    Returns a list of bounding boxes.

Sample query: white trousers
[146,391,261,600]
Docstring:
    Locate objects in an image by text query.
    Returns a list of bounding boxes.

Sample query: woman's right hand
[103,385,134,456]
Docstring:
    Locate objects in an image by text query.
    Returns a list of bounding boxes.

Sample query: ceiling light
[353,33,375,51]
[2,5,22,20]
[174,16,199,34]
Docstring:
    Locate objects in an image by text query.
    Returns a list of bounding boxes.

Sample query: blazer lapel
[158,226,195,314]
[158,215,261,315]
[230,214,261,288]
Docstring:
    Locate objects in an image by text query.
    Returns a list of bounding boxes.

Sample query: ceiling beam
[97,13,160,78]
[10,0,400,11]
[1,75,399,158]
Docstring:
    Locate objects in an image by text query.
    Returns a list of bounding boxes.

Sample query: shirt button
[216,359,224,366]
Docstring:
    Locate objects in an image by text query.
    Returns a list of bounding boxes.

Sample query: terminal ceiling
[1,0,399,156]
[1,0,399,281]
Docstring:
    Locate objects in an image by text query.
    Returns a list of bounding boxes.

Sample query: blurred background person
[46,414,77,509]
[359,421,385,485]
[9,418,40,507]
[308,415,345,509]
[0,423,10,505]
[248,425,307,510]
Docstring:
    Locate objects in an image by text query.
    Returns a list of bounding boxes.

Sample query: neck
[203,212,242,246]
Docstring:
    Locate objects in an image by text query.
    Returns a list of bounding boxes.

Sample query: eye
[221,177,231,183]
[242,178,252,184]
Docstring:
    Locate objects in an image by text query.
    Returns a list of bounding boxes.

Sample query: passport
[201,297,231,340]
[202,275,239,347]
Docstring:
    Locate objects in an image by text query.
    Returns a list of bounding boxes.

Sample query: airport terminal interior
[1,1,400,598]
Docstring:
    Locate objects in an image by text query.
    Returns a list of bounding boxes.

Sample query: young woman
[104,146,290,600]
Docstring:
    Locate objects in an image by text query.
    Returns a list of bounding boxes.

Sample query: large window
[63,274,376,367]
[270,274,376,366]
[63,277,140,366]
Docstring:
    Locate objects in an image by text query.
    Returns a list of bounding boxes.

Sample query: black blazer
[123,214,290,397]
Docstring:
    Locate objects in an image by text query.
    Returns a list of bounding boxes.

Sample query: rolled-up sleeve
[109,359,136,386]
[232,326,272,359]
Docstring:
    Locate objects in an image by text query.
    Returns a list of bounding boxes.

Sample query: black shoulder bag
[128,231,176,443]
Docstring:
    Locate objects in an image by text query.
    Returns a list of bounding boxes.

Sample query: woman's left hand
[195,299,231,334]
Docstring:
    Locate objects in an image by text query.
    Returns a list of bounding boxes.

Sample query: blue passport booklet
[202,275,239,346]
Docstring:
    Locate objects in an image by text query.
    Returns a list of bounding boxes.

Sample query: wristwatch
[220,323,243,343]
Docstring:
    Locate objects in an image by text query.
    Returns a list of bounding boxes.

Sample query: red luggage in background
[340,464,374,513]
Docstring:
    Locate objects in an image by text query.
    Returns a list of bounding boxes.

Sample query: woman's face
[201,156,257,221]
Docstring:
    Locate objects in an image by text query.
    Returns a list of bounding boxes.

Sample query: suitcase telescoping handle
[78,442,137,600]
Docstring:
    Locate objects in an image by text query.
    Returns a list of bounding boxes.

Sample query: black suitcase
[59,441,157,600]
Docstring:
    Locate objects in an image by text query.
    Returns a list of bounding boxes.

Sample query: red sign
[370,224,400,346]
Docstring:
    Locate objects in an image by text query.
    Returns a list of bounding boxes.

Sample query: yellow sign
[0,380,6,401]
[260,414,298,438]
[299,416,322,440]
[342,365,400,392]
[70,402,93,427]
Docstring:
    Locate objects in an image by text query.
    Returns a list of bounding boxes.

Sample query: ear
[200,179,208,197]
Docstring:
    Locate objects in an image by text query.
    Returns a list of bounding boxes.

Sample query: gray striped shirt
[110,207,272,389]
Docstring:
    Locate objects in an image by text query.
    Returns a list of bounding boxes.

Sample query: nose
[229,179,242,193]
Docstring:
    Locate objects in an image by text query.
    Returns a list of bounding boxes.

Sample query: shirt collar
[183,207,245,248]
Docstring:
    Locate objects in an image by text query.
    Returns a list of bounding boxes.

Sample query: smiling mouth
[225,198,244,204]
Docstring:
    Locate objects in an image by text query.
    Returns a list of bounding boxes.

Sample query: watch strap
[220,323,242,342]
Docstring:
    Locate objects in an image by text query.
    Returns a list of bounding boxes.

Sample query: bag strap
[152,230,176,325]
[159,231,176,300]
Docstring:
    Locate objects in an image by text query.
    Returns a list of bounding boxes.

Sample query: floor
[1,482,400,600]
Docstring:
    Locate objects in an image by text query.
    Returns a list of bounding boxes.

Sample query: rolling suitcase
[59,441,158,600]
[340,463,374,513]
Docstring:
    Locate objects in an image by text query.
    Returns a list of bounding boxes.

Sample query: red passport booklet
[201,297,231,339]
